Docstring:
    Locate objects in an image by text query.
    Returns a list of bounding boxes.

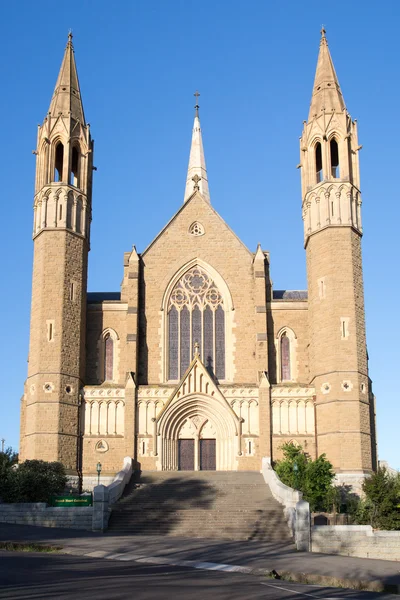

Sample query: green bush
[0,447,18,479]
[0,460,67,504]
[274,442,336,512]
[355,468,400,530]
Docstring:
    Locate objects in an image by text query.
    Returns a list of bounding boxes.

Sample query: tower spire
[48,32,85,123]
[184,91,210,203]
[308,27,346,121]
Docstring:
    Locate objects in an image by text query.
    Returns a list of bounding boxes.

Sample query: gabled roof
[156,352,240,426]
[141,189,253,258]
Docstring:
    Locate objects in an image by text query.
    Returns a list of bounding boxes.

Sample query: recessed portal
[178,439,194,471]
[200,439,216,471]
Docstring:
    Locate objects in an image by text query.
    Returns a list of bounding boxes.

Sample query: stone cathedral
[19,30,377,490]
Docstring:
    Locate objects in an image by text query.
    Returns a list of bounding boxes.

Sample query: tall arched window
[168,266,225,380]
[330,138,340,178]
[54,142,64,182]
[69,146,80,187]
[75,198,82,234]
[66,193,73,229]
[280,332,291,381]
[104,334,114,381]
[315,142,322,183]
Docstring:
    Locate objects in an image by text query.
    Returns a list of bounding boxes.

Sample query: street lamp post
[293,461,299,490]
[96,462,102,486]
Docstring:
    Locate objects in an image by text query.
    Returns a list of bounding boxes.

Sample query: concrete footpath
[1,524,400,594]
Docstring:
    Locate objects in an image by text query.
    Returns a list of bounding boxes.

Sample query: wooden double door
[178,439,216,471]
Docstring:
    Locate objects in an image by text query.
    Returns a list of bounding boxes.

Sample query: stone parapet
[312,525,400,561]
[0,504,92,530]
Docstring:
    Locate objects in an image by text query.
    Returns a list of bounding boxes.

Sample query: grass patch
[0,542,62,553]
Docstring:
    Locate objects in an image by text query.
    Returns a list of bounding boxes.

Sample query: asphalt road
[0,552,398,600]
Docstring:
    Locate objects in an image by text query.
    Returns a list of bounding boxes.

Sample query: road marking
[261,581,341,599]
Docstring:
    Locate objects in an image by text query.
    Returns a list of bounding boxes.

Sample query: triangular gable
[141,190,252,258]
[156,354,239,425]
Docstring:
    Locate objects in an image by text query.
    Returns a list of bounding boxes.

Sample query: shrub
[0,447,18,479]
[0,460,67,504]
[357,468,400,530]
[274,442,336,512]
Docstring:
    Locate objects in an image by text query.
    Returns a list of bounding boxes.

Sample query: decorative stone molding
[321,382,331,394]
[95,439,109,453]
[341,380,353,392]
[188,221,205,236]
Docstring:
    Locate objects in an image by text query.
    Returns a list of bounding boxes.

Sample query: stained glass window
[104,334,114,381]
[192,306,202,359]
[204,305,213,373]
[215,305,225,379]
[167,266,226,380]
[180,306,190,375]
[168,306,179,380]
[281,333,291,381]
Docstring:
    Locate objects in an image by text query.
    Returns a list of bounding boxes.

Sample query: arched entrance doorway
[156,393,239,471]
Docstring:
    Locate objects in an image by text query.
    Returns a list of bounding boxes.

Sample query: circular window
[188,222,205,236]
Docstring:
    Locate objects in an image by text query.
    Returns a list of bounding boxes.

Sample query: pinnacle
[183,94,210,203]
[48,33,85,123]
[308,28,346,121]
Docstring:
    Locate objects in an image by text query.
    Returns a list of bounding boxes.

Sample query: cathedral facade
[19,31,377,489]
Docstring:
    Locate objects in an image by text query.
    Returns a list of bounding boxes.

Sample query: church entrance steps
[107,471,294,542]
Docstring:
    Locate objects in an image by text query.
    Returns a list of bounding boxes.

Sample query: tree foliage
[274,442,336,511]
[354,467,400,530]
[0,459,67,504]
[0,447,18,479]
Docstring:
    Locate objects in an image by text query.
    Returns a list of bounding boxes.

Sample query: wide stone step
[108,470,294,544]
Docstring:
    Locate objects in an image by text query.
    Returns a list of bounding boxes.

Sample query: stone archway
[157,393,239,471]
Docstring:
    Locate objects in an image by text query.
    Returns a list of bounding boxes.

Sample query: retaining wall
[312,525,400,561]
[0,503,92,530]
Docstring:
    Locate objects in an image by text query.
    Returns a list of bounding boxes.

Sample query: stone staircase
[107,471,294,542]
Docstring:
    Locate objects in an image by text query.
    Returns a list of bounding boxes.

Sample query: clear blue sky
[1,1,399,469]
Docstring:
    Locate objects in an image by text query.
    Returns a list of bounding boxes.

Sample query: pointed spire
[48,32,85,123]
[184,91,210,203]
[308,27,346,121]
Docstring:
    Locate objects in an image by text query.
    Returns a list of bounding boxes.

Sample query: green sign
[51,495,92,507]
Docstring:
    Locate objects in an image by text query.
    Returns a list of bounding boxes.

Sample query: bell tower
[300,29,376,483]
[20,34,94,474]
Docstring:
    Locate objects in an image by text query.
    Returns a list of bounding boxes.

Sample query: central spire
[184,92,210,203]
[48,32,85,123]
[308,27,346,121]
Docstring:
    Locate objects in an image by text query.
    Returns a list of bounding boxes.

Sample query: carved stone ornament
[95,439,109,453]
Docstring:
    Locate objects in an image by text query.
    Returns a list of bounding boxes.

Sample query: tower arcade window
[315,142,322,183]
[167,266,225,380]
[54,143,64,182]
[69,146,80,187]
[330,138,340,178]
[280,332,291,381]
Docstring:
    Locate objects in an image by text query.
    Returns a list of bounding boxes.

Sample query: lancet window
[54,142,64,182]
[315,142,322,183]
[280,332,291,381]
[168,266,225,380]
[330,138,340,178]
[104,334,114,381]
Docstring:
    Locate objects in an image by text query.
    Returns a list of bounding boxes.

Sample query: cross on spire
[192,174,201,191]
[194,90,200,117]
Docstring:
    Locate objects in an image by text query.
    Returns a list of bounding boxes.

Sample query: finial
[67,30,73,46]
[194,341,200,357]
[320,25,327,42]
[192,174,201,191]
[194,90,200,117]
